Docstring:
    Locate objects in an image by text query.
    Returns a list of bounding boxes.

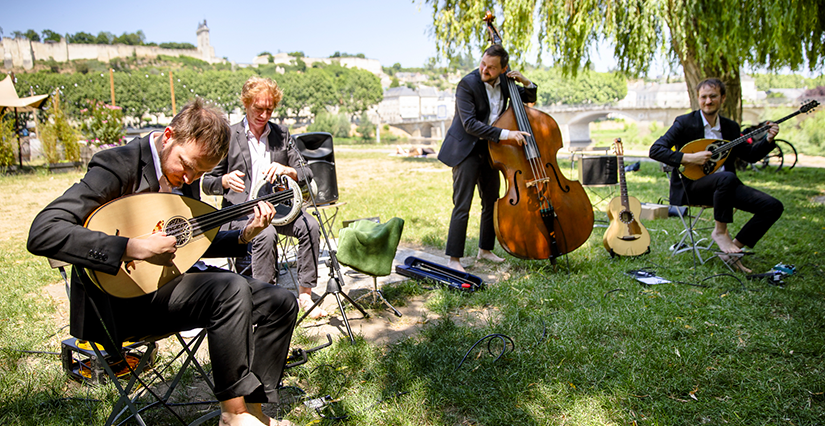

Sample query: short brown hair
[168,98,230,162]
[697,78,726,96]
[241,76,284,109]
[484,44,509,69]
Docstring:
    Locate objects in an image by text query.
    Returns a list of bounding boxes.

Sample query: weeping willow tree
[424,0,825,122]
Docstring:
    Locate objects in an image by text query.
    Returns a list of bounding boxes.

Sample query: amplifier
[578,156,618,186]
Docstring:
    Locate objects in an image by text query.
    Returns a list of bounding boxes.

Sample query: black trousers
[111,268,298,403]
[683,171,784,248]
[445,143,500,258]
[228,211,320,289]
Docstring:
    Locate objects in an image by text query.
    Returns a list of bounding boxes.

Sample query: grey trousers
[228,210,320,288]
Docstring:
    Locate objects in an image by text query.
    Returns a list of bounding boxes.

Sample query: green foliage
[41,29,61,42]
[39,96,81,164]
[159,42,196,49]
[23,29,40,42]
[0,113,17,167]
[761,106,825,157]
[356,112,374,142]
[526,67,627,105]
[112,30,145,46]
[307,112,351,138]
[330,51,366,58]
[66,31,96,44]
[95,31,114,44]
[752,73,825,90]
[79,101,125,147]
[287,51,305,58]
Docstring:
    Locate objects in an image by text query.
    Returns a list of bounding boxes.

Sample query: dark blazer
[202,121,312,207]
[438,69,538,167]
[27,135,247,346]
[650,110,775,205]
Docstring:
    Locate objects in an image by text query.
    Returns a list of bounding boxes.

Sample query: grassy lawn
[1,150,823,425]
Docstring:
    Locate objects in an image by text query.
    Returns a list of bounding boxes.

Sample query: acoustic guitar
[603,138,650,257]
[679,100,819,180]
[84,176,303,298]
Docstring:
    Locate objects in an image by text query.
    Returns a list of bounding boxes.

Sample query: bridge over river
[388,105,766,149]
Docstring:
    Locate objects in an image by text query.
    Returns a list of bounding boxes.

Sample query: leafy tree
[308,112,350,138]
[390,77,400,88]
[41,29,61,42]
[113,30,146,46]
[525,67,626,106]
[68,31,96,44]
[424,0,825,122]
[288,51,305,58]
[356,112,374,142]
[95,31,114,44]
[80,100,125,146]
[23,29,40,42]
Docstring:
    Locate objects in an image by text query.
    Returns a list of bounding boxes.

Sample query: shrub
[0,113,17,167]
[307,112,350,139]
[356,112,374,142]
[40,95,81,163]
[80,100,125,147]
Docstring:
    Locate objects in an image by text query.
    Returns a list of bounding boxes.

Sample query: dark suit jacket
[649,110,775,205]
[27,135,247,346]
[202,121,312,207]
[438,69,538,167]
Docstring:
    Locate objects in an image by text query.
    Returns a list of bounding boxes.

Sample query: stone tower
[196,20,216,63]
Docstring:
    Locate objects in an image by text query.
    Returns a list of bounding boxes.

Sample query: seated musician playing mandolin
[203,76,326,319]
[649,78,783,273]
[438,44,536,272]
[28,99,298,426]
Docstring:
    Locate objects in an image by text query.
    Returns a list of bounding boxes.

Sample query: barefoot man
[649,78,783,272]
[437,44,536,272]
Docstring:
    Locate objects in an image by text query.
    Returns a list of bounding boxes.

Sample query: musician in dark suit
[27,99,298,426]
[202,76,326,319]
[650,78,782,272]
[438,44,537,272]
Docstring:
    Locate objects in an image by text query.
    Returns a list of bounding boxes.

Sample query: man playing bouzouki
[28,100,298,426]
[649,78,783,273]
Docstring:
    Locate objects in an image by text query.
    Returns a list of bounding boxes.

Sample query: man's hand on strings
[124,232,177,266]
[504,130,532,146]
[241,200,276,243]
[505,70,532,87]
[222,170,246,193]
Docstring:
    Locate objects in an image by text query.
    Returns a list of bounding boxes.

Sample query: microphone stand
[288,137,368,344]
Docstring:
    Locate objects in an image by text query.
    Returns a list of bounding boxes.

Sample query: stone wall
[1,37,221,70]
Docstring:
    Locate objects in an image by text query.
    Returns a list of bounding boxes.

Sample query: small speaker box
[578,156,618,185]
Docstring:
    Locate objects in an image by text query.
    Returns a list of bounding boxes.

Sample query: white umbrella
[0,75,50,166]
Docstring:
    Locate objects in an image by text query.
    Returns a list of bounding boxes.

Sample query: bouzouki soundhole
[164,216,192,246]
[619,210,634,224]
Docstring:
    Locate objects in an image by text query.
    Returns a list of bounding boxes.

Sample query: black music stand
[289,139,368,344]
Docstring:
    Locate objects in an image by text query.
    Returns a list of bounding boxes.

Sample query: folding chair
[48,259,220,426]
[661,165,720,266]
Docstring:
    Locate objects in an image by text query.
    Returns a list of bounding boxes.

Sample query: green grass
[1,153,823,425]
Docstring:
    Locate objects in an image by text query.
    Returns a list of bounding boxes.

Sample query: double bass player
[437,44,537,272]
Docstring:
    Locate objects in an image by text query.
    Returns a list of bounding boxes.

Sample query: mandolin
[679,100,819,180]
[603,138,650,257]
[84,176,303,298]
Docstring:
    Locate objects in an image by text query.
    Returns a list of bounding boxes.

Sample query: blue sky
[0,0,623,72]
[1,0,443,68]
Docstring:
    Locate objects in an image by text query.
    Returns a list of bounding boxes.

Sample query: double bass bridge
[525,177,551,188]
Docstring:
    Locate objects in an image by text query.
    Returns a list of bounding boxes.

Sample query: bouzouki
[84,176,303,298]
[680,100,819,180]
[603,138,650,257]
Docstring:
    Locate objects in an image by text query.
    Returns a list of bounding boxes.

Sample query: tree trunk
[675,44,743,123]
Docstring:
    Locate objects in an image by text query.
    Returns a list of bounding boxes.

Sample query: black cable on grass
[528,319,548,350]
[454,333,515,372]
[700,273,748,294]
[604,288,626,297]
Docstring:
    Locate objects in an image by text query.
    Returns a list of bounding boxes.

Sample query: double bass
[484,13,594,261]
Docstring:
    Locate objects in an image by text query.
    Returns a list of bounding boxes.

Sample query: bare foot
[245,403,295,426]
[298,293,328,319]
[476,250,505,263]
[447,258,466,273]
[719,254,752,274]
[711,230,742,254]
[219,412,267,426]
